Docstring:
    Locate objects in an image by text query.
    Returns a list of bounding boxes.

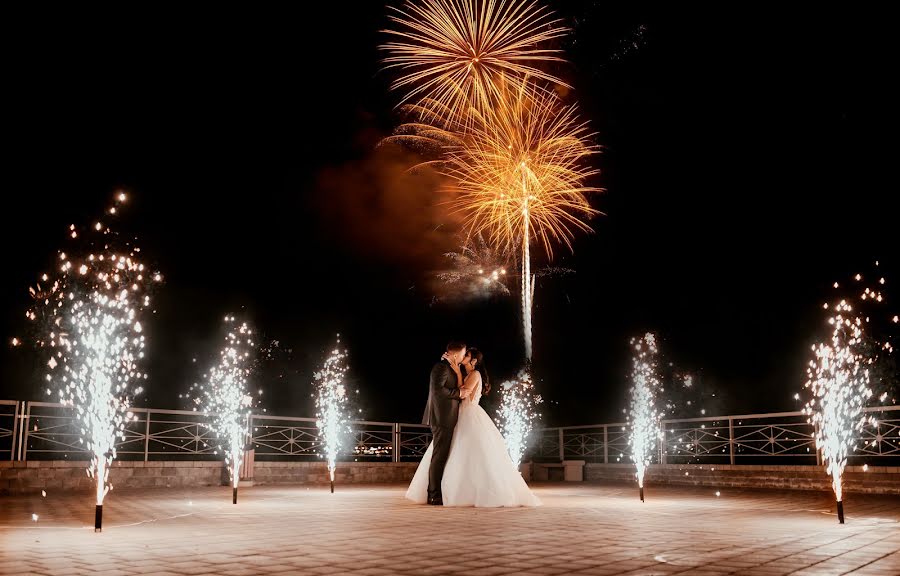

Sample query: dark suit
[422,359,462,503]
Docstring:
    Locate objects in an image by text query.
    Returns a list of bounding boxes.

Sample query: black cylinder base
[837,500,845,524]
[640,486,644,502]
[94,504,102,532]
[233,486,238,505]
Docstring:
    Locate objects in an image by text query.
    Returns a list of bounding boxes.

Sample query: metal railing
[7,400,899,467]
[534,405,900,465]
[8,401,431,463]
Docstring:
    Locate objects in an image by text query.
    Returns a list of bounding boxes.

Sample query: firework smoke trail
[497,368,542,467]
[628,333,663,502]
[314,336,353,493]
[23,192,160,531]
[190,316,256,504]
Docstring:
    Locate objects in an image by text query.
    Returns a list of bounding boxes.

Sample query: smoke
[313,140,462,272]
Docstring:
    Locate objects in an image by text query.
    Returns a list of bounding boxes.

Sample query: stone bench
[532,460,585,482]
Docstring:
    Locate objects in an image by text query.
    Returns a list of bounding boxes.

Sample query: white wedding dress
[406,374,541,507]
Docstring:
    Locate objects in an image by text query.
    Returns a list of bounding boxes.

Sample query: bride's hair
[466,347,490,396]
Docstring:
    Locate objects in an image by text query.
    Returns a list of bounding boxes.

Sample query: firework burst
[497,367,542,468]
[314,336,353,493]
[189,316,257,504]
[381,0,569,125]
[436,234,511,301]
[446,81,599,358]
[627,333,663,502]
[24,192,159,531]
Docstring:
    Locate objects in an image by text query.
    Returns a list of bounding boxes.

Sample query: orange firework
[446,80,600,260]
[381,0,569,124]
[445,80,600,358]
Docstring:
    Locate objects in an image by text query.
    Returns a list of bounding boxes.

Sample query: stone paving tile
[1,483,899,575]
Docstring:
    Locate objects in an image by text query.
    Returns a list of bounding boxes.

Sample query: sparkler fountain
[190,316,257,504]
[497,369,542,468]
[627,333,663,502]
[802,268,894,523]
[23,192,160,531]
[314,336,352,493]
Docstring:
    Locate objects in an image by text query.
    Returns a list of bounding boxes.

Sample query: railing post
[21,402,31,461]
[144,410,151,462]
[658,422,665,465]
[393,423,401,463]
[10,401,19,461]
[728,417,735,465]
[603,425,608,464]
[558,428,564,461]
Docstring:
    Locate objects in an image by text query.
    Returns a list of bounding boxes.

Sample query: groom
[422,341,470,505]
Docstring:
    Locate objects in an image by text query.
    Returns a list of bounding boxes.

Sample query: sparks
[189,316,257,501]
[381,0,569,125]
[22,192,155,524]
[314,336,353,491]
[804,300,872,513]
[436,234,512,301]
[446,81,600,358]
[628,333,663,498]
[497,367,542,467]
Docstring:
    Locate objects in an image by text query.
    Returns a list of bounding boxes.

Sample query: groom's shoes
[427,497,444,506]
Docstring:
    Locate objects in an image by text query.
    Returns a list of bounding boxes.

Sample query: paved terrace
[1,483,899,576]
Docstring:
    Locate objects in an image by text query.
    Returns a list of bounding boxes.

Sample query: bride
[406,347,540,507]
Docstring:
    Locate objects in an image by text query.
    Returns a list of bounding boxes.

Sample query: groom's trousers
[428,425,453,502]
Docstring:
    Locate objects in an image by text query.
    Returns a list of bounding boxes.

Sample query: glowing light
[446,81,599,358]
[189,317,257,494]
[497,367,542,467]
[436,234,511,301]
[628,333,663,491]
[381,0,569,125]
[314,336,353,486]
[32,514,38,522]
[804,300,873,504]
[23,192,154,512]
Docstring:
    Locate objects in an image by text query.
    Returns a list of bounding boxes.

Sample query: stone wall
[0,460,225,494]
[584,463,900,495]
[9,460,897,495]
[253,461,419,486]
[0,460,420,494]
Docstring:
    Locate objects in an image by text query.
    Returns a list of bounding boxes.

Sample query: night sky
[2,4,896,426]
